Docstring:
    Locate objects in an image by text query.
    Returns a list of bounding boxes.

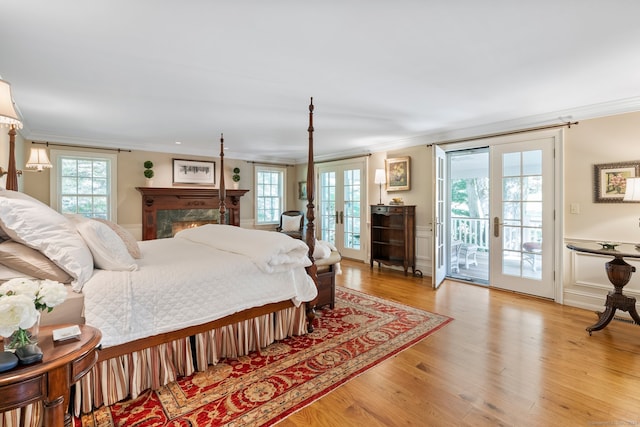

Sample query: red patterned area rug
[79,287,452,427]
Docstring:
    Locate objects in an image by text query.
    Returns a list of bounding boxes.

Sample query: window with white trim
[50,150,118,220]
[255,165,285,224]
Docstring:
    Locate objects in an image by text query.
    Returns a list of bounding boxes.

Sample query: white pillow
[0,189,48,242]
[281,214,302,232]
[75,219,138,271]
[0,193,94,291]
[313,240,331,259]
[94,218,142,259]
[0,240,73,283]
[0,264,35,281]
[0,189,51,205]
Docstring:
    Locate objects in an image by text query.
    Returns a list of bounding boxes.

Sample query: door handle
[340,211,344,224]
[493,216,502,238]
[335,211,339,224]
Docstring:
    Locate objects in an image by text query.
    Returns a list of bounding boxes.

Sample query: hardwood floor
[281,259,640,427]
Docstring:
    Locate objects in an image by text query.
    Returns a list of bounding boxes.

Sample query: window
[255,166,285,224]
[50,150,118,220]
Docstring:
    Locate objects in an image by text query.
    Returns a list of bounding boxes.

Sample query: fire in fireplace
[171,220,218,236]
[157,208,221,238]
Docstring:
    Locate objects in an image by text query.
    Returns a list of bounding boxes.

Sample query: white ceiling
[2,1,640,163]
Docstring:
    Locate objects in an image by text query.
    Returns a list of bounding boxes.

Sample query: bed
[0,99,321,424]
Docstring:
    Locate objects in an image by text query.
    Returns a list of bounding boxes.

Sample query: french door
[318,159,366,260]
[489,137,555,298]
[434,130,559,299]
[432,145,447,288]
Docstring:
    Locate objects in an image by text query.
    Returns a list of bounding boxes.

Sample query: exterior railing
[451,217,489,251]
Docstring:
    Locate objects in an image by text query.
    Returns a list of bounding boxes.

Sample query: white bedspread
[175,224,311,273]
[82,232,317,348]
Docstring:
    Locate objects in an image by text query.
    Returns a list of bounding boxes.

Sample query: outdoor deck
[449,246,542,284]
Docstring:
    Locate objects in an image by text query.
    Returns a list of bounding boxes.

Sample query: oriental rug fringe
[79,287,452,427]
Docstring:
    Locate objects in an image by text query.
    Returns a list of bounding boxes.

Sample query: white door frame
[432,145,447,288]
[317,158,367,261]
[437,129,564,302]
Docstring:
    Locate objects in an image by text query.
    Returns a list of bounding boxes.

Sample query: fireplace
[171,219,218,236]
[157,209,220,238]
[136,187,249,240]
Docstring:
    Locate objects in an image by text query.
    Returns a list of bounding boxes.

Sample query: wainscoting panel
[415,225,432,277]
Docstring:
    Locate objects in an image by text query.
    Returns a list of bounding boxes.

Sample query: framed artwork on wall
[172,159,215,185]
[298,181,307,200]
[593,160,640,203]
[385,156,410,191]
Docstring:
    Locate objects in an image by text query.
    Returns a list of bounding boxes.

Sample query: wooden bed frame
[1,99,319,422]
[96,98,319,363]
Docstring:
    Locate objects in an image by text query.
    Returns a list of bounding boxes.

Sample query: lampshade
[374,169,386,185]
[25,147,52,171]
[624,177,640,201]
[0,79,23,129]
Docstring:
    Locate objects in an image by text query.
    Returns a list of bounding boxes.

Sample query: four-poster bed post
[5,126,18,191]
[219,133,226,225]
[304,98,318,328]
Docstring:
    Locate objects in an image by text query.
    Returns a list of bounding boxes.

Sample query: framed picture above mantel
[172,159,215,185]
[593,160,640,203]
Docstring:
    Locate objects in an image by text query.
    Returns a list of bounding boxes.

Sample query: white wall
[564,112,640,242]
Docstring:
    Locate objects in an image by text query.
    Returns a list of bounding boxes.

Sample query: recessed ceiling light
[175,141,182,145]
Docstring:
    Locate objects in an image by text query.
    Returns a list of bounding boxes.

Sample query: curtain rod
[246,160,294,167]
[249,152,371,167]
[315,153,371,165]
[427,121,579,146]
[32,141,132,153]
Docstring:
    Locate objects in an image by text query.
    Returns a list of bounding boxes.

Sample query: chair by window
[277,210,304,239]
[459,243,479,269]
[451,240,463,273]
[523,241,542,272]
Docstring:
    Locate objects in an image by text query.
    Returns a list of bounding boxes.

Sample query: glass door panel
[490,138,554,298]
[320,171,336,244]
[318,159,366,260]
[343,168,361,251]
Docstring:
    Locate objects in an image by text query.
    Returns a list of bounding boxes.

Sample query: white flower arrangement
[0,278,67,348]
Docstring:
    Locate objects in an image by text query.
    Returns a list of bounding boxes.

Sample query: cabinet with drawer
[370,205,416,275]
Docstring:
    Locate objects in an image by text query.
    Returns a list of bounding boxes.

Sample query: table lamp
[374,169,385,205]
[624,177,640,202]
[625,178,640,239]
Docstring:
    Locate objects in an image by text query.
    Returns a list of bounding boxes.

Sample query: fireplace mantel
[136,187,249,240]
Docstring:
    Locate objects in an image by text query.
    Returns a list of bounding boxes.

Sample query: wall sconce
[0,146,52,178]
[25,147,52,171]
[0,79,23,191]
[374,168,386,205]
